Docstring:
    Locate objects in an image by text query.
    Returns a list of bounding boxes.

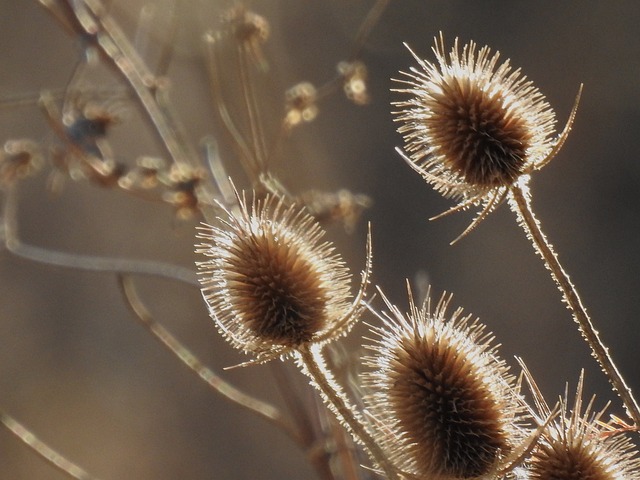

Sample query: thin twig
[1,409,98,480]
[0,185,198,286]
[117,274,303,444]
[297,344,399,480]
[348,0,390,61]
[509,180,640,426]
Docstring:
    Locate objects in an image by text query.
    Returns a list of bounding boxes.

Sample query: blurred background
[1,1,640,478]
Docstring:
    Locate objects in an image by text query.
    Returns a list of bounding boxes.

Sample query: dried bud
[393,34,580,236]
[297,188,372,233]
[284,82,318,129]
[338,61,370,106]
[196,191,370,363]
[161,164,206,219]
[221,6,269,71]
[524,370,640,480]
[363,288,526,479]
[0,139,43,184]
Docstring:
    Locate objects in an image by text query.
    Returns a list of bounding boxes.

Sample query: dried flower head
[363,287,526,479]
[196,191,371,363]
[523,369,640,480]
[393,34,581,239]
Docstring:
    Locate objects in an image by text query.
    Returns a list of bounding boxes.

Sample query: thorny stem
[1,409,98,480]
[509,181,640,427]
[117,274,303,445]
[298,344,399,480]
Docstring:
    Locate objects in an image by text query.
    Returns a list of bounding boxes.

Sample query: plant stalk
[298,344,398,480]
[509,181,640,426]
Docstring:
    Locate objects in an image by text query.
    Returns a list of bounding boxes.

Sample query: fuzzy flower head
[393,34,580,238]
[524,369,640,480]
[362,288,527,480]
[196,191,371,363]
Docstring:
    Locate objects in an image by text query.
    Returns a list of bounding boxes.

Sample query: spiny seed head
[362,288,526,480]
[196,191,369,363]
[525,371,640,480]
[393,34,579,217]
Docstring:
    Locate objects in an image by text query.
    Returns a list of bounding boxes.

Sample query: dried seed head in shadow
[523,369,640,480]
[362,287,526,479]
[196,190,371,364]
[393,33,580,240]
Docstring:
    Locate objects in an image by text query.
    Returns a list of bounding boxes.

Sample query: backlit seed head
[363,288,525,479]
[196,191,370,363]
[393,34,580,231]
[524,371,640,480]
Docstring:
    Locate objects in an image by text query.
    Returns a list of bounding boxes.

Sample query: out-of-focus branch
[0,184,198,286]
[117,274,303,445]
[1,409,99,480]
[38,0,218,222]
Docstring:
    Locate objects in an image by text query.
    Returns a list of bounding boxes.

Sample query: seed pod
[196,190,371,363]
[524,369,640,480]
[393,33,580,239]
[362,287,526,479]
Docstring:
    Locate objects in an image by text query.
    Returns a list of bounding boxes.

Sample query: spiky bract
[363,289,525,480]
[196,192,369,362]
[525,371,640,480]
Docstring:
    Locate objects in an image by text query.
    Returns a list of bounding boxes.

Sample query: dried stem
[117,274,303,444]
[39,0,217,221]
[269,363,336,480]
[509,180,640,426]
[1,409,98,480]
[297,344,399,480]
[0,185,198,286]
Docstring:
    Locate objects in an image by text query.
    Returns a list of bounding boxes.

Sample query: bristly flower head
[362,287,527,480]
[196,191,371,364]
[393,34,581,240]
[523,368,640,480]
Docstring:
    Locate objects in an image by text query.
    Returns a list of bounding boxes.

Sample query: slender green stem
[1,409,98,480]
[509,181,640,426]
[298,344,399,480]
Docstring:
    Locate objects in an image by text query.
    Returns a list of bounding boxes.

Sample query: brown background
[1,1,639,478]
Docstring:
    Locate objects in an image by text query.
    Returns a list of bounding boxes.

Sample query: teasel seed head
[362,286,526,479]
[196,190,371,363]
[393,34,581,240]
[523,368,640,480]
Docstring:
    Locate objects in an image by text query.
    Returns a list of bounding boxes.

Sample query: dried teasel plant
[393,33,581,242]
[3,2,640,480]
[362,286,535,480]
[196,189,371,364]
[196,190,405,478]
[393,33,640,429]
[522,366,640,480]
